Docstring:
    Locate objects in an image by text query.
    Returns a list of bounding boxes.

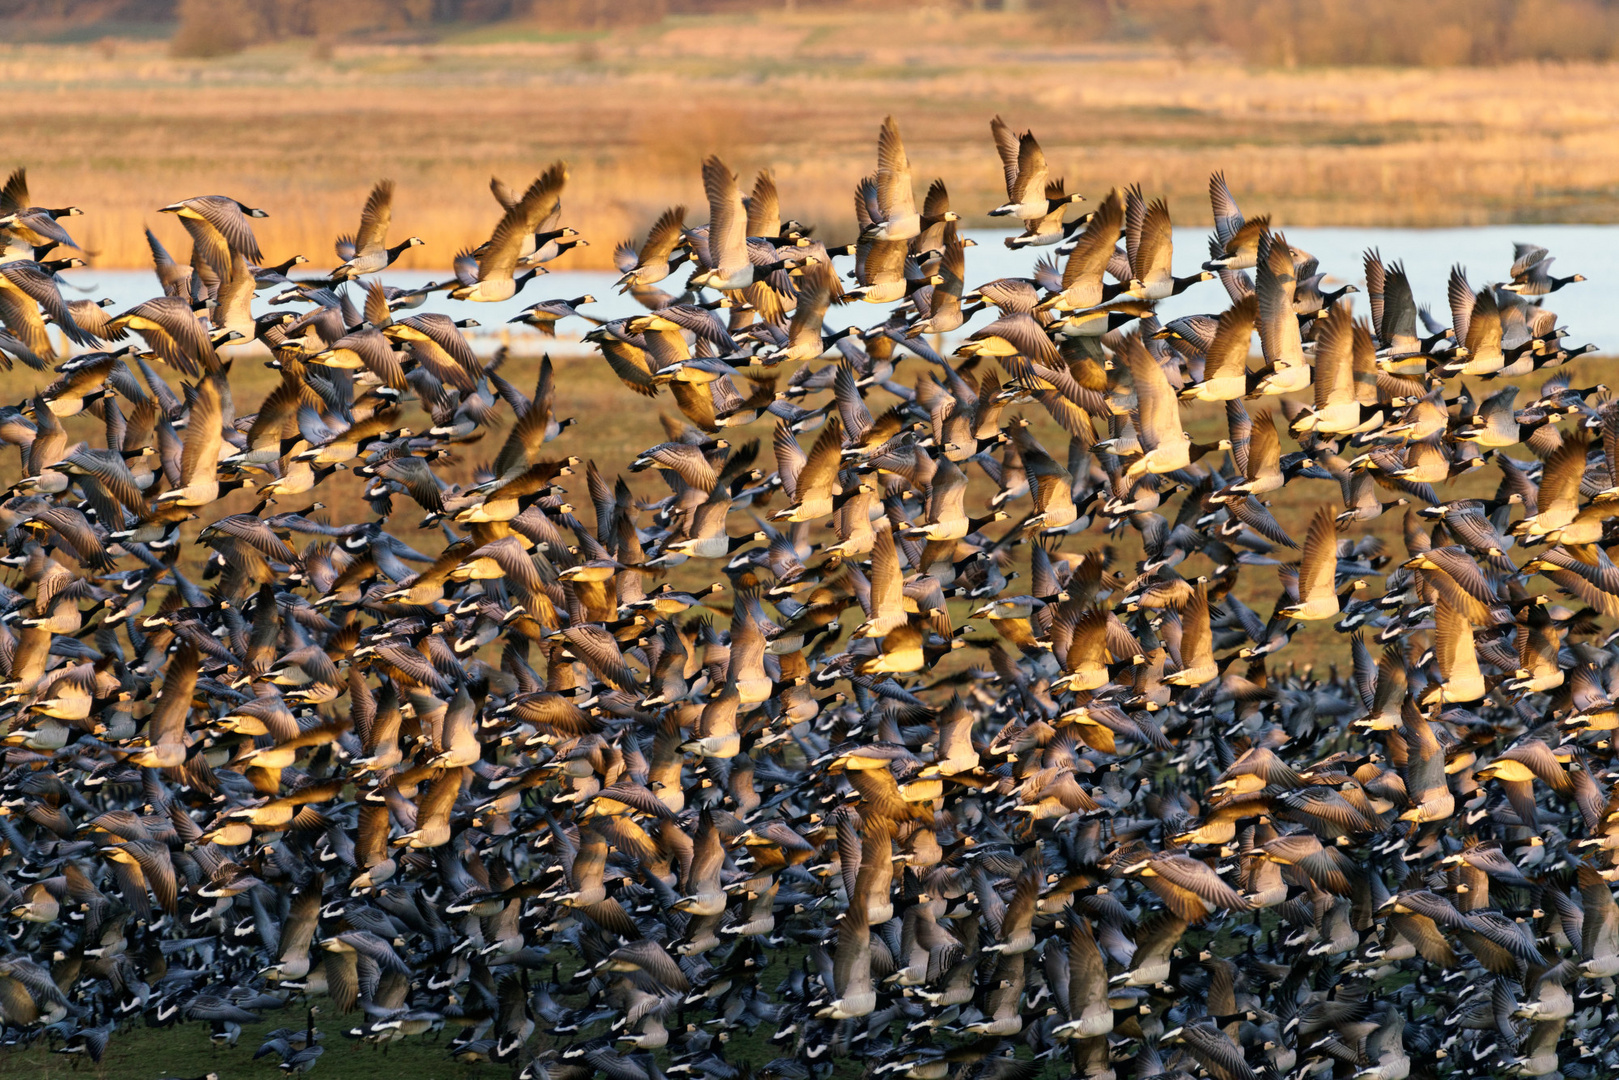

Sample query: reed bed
[5,10,1619,269]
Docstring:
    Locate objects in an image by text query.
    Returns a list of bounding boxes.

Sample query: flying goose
[0,167,81,252]
[988,116,1082,221]
[104,295,222,376]
[1503,243,1585,295]
[332,179,423,280]
[864,116,921,242]
[158,194,267,277]
[1122,184,1211,300]
[450,163,567,301]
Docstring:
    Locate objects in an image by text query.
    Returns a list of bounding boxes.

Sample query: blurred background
[4,0,1619,274]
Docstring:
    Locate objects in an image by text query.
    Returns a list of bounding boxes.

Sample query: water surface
[56,224,1619,356]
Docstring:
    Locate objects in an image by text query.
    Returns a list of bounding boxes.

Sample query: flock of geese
[0,113,1616,1080]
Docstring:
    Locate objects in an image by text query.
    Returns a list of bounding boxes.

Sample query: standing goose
[332,179,423,280]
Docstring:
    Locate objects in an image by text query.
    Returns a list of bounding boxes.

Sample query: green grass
[2,1002,470,1080]
[0,949,807,1080]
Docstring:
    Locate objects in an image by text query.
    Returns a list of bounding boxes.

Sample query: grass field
[7,9,1619,272]
[0,983,793,1080]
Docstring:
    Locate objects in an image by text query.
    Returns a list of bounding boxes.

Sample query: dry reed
[3,9,1619,269]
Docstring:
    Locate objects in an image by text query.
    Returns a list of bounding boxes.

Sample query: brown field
[7,9,1619,270]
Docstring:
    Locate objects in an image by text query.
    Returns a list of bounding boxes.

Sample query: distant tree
[169,0,255,56]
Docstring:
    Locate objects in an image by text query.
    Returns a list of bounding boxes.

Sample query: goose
[104,295,221,376]
[12,110,1619,1080]
[1118,333,1191,481]
[0,260,96,359]
[863,116,921,242]
[904,232,971,337]
[1178,295,1256,402]
[1293,305,1383,435]
[1122,185,1212,300]
[382,312,482,390]
[0,168,81,251]
[331,179,424,280]
[511,295,598,337]
[615,205,689,289]
[1246,231,1310,397]
[988,116,1082,220]
[152,377,230,506]
[158,194,267,277]
[1503,243,1585,295]
[520,226,586,267]
[813,899,876,1019]
[1439,265,1505,377]
[1006,192,1088,249]
[687,156,756,292]
[1034,188,1124,313]
[769,417,842,523]
[1278,507,1341,620]
[449,163,567,301]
